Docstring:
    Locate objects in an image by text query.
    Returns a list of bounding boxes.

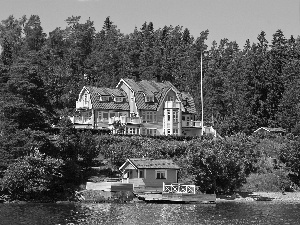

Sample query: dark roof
[122,79,196,113]
[86,86,125,97]
[85,86,130,110]
[128,158,180,169]
[181,92,197,114]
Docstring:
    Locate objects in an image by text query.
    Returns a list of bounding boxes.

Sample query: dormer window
[84,93,88,104]
[100,96,110,102]
[182,99,188,106]
[167,96,175,102]
[114,97,123,102]
[145,96,154,102]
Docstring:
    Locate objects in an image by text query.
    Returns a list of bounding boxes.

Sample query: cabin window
[186,116,190,126]
[110,112,115,118]
[97,112,102,121]
[139,170,145,178]
[103,112,109,120]
[156,170,167,179]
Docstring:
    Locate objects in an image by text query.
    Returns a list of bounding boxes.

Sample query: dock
[136,183,216,204]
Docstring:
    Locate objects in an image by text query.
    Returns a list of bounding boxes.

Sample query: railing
[163,182,196,194]
[76,100,89,109]
[73,116,92,124]
[122,178,129,183]
[165,101,181,109]
[109,116,142,125]
[182,120,202,128]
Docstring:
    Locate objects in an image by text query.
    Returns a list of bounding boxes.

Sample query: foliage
[0,127,57,174]
[2,14,300,198]
[280,137,300,186]
[1,151,63,200]
[240,169,291,192]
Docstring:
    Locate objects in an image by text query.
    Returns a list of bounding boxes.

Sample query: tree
[23,15,46,51]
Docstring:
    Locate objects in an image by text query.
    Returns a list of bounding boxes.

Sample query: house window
[101,96,109,102]
[114,97,123,102]
[84,93,88,104]
[173,129,179,135]
[167,96,175,101]
[167,129,171,135]
[142,111,157,123]
[145,96,154,102]
[156,170,167,179]
[173,111,178,122]
[167,110,171,121]
[147,128,157,136]
[129,128,136,134]
[182,116,185,121]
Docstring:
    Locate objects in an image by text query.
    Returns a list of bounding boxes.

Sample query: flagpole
[201,51,204,136]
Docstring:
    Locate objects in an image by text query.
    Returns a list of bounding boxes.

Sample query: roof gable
[254,127,286,133]
[84,86,129,110]
[126,158,180,169]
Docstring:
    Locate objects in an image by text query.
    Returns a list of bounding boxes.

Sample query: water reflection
[1,202,300,225]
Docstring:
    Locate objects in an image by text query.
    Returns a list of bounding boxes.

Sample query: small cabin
[119,158,180,189]
[253,127,286,136]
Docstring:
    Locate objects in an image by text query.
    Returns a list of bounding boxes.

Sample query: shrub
[239,170,291,192]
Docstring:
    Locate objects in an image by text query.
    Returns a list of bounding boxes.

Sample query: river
[1,201,300,225]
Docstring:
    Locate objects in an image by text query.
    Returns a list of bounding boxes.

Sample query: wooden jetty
[136,183,216,204]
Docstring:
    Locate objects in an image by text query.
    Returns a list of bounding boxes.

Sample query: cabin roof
[119,158,180,170]
[254,127,286,133]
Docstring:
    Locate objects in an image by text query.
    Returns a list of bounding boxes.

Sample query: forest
[1,15,300,201]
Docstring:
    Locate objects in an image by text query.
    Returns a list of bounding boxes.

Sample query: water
[1,202,300,225]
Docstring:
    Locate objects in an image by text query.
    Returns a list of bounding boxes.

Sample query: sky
[0,0,299,48]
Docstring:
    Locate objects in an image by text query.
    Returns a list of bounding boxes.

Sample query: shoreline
[217,192,300,202]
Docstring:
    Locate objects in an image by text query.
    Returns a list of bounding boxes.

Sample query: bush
[239,170,291,192]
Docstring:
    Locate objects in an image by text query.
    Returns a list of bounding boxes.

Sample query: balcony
[164,101,181,109]
[182,120,202,128]
[109,116,142,125]
[76,100,90,109]
[73,116,92,124]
